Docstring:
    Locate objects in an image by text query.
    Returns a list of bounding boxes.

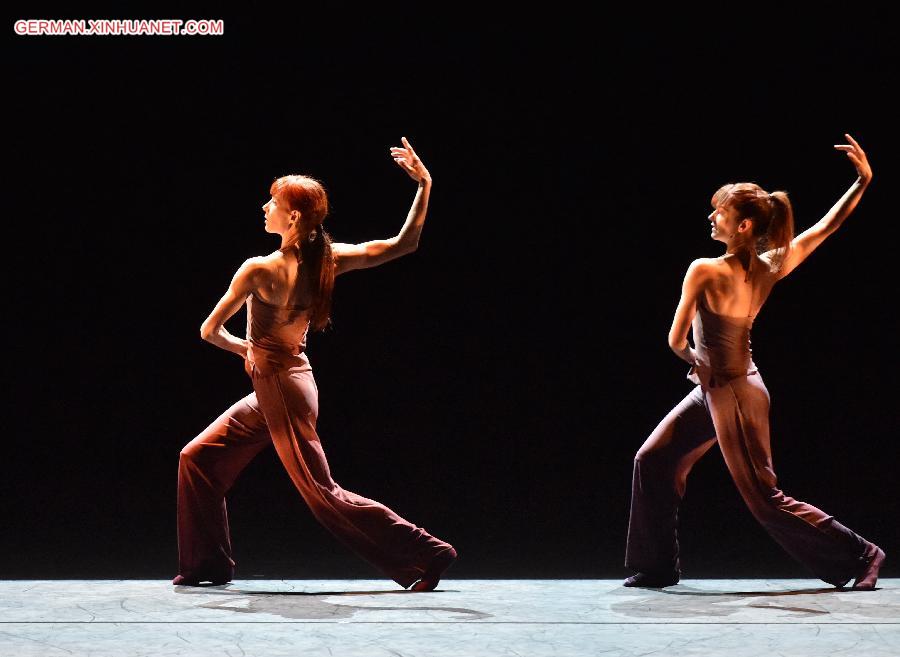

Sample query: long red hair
[269,175,335,331]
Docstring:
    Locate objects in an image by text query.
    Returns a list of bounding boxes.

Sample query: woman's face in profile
[708,203,738,243]
[262,195,292,234]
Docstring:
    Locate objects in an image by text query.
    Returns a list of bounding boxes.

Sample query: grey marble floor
[1,579,897,656]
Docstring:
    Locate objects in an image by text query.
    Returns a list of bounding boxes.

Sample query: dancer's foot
[411,547,458,592]
[853,544,885,591]
[623,570,680,588]
[172,569,233,586]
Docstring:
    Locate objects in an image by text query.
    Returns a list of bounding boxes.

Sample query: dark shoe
[411,547,458,592]
[623,570,680,588]
[853,544,885,591]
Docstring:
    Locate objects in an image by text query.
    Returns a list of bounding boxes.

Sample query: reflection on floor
[1,579,897,656]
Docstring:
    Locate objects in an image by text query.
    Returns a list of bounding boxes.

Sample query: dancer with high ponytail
[624,134,884,589]
[174,137,456,590]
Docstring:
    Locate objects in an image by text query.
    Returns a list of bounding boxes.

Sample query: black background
[7,9,897,581]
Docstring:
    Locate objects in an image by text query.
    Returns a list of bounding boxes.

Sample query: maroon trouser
[176,363,454,587]
[625,372,870,586]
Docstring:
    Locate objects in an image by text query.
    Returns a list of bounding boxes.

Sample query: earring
[308,229,317,243]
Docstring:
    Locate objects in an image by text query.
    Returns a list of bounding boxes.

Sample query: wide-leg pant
[176,364,454,588]
[625,372,870,586]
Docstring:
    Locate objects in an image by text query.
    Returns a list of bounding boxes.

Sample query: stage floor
[1,579,897,656]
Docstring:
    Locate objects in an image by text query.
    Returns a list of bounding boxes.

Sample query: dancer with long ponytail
[174,137,457,590]
[624,134,884,589]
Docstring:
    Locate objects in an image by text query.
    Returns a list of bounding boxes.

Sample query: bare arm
[199,258,267,358]
[668,259,711,364]
[765,134,872,279]
[333,136,433,275]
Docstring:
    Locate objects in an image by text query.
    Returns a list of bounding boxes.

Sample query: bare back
[701,253,780,320]
[253,248,316,309]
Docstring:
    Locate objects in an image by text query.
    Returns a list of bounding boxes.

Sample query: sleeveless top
[245,292,312,375]
[687,293,758,388]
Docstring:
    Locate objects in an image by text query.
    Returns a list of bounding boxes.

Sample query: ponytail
[300,226,335,331]
[270,174,335,331]
[764,191,795,272]
[713,182,795,272]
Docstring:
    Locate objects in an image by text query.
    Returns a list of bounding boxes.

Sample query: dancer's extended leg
[175,392,272,585]
[252,366,455,589]
[707,373,877,587]
[625,385,717,585]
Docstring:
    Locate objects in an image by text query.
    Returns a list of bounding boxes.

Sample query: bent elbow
[393,239,418,257]
[667,334,686,353]
[200,325,213,341]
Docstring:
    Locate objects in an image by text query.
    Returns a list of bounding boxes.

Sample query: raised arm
[332,136,433,275]
[766,134,872,279]
[668,259,712,364]
[199,258,267,358]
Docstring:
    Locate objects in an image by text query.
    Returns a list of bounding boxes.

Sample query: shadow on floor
[174,585,489,621]
[659,586,845,597]
[174,586,462,596]
[611,584,889,619]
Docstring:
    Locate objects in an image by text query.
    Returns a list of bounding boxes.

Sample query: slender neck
[724,234,756,256]
[722,244,755,283]
[280,228,303,250]
[280,222,321,251]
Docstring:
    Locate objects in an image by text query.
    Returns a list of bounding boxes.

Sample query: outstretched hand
[834,133,872,183]
[390,136,431,183]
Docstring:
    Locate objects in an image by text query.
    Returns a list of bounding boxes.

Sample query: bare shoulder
[254,251,284,266]
[240,254,272,272]
[255,252,293,273]
[675,258,716,298]
[686,257,719,279]
[234,255,273,287]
